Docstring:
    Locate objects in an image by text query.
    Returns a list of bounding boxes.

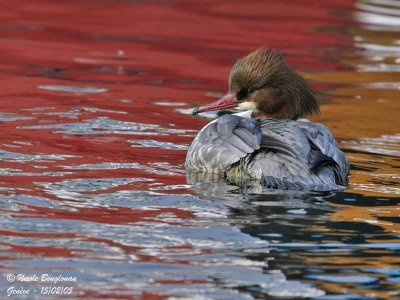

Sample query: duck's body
[185,111,348,191]
[185,47,349,191]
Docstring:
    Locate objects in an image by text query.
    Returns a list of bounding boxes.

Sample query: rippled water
[0,0,399,299]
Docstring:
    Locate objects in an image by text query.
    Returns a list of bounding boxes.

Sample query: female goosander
[185,47,349,191]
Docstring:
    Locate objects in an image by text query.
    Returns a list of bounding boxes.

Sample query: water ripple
[0,113,33,122]
[61,162,185,176]
[0,190,325,299]
[343,134,400,157]
[0,149,77,162]
[36,178,152,200]
[21,117,193,136]
[37,85,108,93]
[128,139,188,150]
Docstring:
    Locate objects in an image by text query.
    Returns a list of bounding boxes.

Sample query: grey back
[185,114,349,191]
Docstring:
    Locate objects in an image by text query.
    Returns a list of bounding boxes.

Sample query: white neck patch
[237,101,259,113]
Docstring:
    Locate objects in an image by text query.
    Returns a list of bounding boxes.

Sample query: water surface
[0,0,399,299]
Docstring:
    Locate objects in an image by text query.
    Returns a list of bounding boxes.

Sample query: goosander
[185,47,349,191]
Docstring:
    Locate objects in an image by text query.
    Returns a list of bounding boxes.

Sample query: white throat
[237,101,259,114]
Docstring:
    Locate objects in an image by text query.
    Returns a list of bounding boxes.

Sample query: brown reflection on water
[291,1,400,297]
[305,2,400,199]
[303,246,400,298]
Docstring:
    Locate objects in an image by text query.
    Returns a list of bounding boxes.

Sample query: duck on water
[185,47,349,191]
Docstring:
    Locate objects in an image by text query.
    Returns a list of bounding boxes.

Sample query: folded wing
[185,114,262,173]
[255,119,349,190]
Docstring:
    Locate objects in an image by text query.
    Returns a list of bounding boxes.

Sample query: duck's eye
[237,87,255,101]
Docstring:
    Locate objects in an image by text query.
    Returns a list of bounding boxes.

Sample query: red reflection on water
[0,0,352,197]
[11,205,192,225]
[0,242,83,259]
[0,0,353,298]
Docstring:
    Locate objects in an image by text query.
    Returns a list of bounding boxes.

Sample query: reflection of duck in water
[186,48,349,191]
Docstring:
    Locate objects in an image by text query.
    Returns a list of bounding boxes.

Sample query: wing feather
[185,114,261,173]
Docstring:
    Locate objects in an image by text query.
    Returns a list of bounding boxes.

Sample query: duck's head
[193,47,319,119]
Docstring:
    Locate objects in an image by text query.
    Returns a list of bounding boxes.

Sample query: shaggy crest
[229,47,319,119]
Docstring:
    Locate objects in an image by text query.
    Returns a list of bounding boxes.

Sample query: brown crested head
[228,47,319,119]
